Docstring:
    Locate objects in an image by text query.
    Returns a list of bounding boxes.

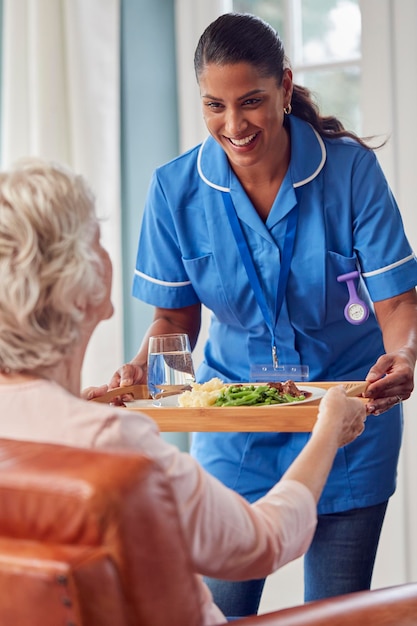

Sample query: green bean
[214,384,306,407]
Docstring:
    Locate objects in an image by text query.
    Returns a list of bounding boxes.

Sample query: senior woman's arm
[364,288,417,415]
[94,386,365,580]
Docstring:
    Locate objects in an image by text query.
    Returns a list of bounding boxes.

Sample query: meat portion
[268,380,304,398]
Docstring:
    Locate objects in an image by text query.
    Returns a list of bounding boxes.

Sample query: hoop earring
[284,103,292,115]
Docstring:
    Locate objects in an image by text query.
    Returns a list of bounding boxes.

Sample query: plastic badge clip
[250,364,309,383]
[337,270,370,325]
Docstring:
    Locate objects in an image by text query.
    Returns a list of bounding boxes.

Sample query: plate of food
[178,378,327,408]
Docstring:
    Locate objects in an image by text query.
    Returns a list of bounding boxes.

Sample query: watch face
[348,303,366,321]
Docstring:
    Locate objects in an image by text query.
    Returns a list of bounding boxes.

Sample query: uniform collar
[197,115,326,192]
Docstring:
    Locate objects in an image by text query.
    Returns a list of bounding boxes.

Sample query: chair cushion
[0,438,202,626]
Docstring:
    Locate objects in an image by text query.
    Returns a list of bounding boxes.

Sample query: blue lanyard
[222,192,299,368]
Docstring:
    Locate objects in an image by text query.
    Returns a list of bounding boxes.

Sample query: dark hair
[194,13,377,149]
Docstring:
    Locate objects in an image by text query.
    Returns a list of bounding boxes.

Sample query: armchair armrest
[229,583,417,626]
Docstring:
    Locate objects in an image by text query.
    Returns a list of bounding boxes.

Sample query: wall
[121,0,192,450]
[121,0,179,363]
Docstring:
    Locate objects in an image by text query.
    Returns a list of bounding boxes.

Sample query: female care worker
[106,12,417,620]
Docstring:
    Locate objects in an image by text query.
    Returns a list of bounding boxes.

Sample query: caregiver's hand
[364,350,414,415]
[107,362,146,390]
[367,289,417,415]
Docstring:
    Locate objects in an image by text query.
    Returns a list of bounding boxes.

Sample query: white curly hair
[0,157,108,371]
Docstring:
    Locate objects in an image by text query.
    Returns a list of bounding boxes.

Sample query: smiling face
[198,62,293,173]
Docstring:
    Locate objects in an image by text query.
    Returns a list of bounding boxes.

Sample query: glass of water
[147,333,195,405]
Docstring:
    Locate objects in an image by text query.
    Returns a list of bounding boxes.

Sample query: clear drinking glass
[147,333,195,405]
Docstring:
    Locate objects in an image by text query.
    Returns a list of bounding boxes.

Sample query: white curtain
[1,0,123,388]
[174,0,233,152]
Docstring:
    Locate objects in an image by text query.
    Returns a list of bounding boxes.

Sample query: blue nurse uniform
[132,115,417,513]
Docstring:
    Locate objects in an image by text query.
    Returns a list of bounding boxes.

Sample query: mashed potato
[178,377,226,407]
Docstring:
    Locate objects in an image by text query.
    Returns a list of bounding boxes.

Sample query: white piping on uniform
[197,138,230,192]
[294,127,326,188]
[362,254,416,277]
[134,269,192,287]
[197,125,326,191]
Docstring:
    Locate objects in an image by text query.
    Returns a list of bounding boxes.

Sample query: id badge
[250,363,309,383]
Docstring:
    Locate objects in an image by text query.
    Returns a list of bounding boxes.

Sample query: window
[233,0,362,134]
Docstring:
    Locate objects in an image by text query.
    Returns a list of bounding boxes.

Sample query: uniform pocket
[182,254,242,326]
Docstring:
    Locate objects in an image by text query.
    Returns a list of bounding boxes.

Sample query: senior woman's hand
[315,386,366,448]
[82,363,146,405]
[81,384,109,401]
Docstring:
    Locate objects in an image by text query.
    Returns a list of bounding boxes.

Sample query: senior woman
[0,158,366,625]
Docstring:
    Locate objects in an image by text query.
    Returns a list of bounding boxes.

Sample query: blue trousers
[204,501,388,621]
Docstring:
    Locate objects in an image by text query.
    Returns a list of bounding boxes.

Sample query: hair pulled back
[194,12,372,148]
[195,12,286,84]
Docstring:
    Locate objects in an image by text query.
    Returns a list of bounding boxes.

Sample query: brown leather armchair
[0,437,201,626]
[0,437,415,626]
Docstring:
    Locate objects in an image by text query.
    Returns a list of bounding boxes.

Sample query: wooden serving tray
[121,381,368,433]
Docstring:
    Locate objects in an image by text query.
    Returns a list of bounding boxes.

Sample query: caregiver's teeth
[230,133,256,146]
